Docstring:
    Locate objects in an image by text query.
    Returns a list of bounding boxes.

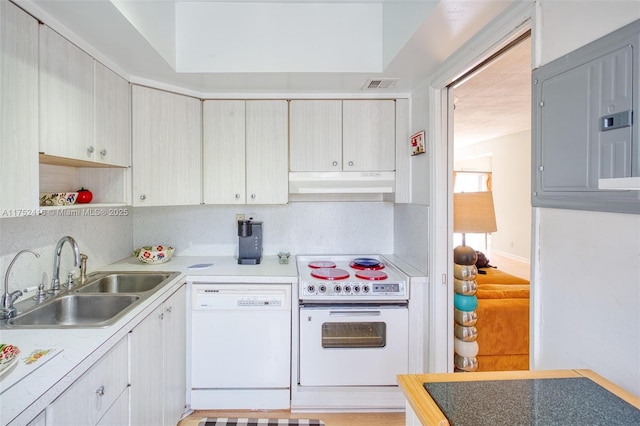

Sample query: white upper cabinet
[290,100,396,173]
[40,26,130,168]
[289,100,343,172]
[203,100,246,204]
[342,100,396,171]
[0,1,39,215]
[39,25,94,162]
[132,85,202,206]
[203,100,288,204]
[94,61,130,167]
[246,100,289,204]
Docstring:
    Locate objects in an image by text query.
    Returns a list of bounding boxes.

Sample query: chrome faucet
[50,236,81,294]
[1,249,40,319]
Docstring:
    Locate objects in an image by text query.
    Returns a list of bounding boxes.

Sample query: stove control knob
[334,285,342,293]
[353,285,361,293]
[344,285,351,293]
[306,284,316,294]
[362,284,370,293]
[319,285,327,293]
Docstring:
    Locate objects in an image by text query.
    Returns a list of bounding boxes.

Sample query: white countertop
[0,255,298,426]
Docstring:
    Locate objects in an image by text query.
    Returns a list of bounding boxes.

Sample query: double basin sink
[4,271,181,328]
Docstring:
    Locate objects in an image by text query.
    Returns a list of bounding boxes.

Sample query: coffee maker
[237,220,263,264]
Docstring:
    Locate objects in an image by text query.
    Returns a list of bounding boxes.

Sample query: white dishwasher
[190,282,291,409]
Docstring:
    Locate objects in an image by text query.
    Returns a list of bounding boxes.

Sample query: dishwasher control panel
[191,283,291,311]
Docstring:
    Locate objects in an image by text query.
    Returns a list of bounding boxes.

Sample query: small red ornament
[76,187,93,204]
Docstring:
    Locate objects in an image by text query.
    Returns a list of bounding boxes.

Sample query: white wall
[532,1,640,395]
[455,130,532,260]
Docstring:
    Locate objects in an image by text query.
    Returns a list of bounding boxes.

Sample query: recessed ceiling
[16,0,520,95]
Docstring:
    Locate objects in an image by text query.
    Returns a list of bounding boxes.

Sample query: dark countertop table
[398,369,640,425]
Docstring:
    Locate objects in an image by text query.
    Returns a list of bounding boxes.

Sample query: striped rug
[198,419,325,426]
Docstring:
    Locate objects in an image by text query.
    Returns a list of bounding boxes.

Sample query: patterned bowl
[133,245,175,264]
[39,192,78,206]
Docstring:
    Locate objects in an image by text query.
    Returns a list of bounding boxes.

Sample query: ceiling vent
[362,78,399,90]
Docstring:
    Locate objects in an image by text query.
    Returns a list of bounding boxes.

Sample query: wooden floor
[178,410,405,426]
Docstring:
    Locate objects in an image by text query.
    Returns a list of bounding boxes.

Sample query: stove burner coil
[355,270,388,281]
[310,267,350,280]
[349,258,385,270]
[308,261,337,269]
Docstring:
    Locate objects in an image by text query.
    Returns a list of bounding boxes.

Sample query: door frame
[426,3,534,373]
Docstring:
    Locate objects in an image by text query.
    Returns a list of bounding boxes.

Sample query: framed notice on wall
[411,130,425,156]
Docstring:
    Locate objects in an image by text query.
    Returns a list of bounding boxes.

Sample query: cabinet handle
[87,146,95,155]
[348,161,354,167]
[158,312,164,320]
[235,193,240,200]
[139,194,146,201]
[251,194,256,200]
[100,149,107,157]
[166,306,172,314]
[96,386,105,397]
[332,161,338,167]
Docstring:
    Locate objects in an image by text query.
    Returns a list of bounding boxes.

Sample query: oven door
[299,304,408,386]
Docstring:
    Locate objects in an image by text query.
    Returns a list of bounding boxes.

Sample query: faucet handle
[65,272,75,288]
[33,283,48,303]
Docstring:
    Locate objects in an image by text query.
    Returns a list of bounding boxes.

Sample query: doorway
[448,33,532,373]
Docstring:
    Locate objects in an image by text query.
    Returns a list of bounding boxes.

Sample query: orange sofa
[474,268,530,371]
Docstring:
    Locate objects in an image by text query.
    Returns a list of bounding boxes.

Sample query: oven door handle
[329,310,381,317]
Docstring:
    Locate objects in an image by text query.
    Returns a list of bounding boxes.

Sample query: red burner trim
[308,261,336,269]
[355,270,388,281]
[310,268,350,280]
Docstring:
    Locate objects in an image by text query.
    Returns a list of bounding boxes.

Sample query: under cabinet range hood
[289,171,395,194]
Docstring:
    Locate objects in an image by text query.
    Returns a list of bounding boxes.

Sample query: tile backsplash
[1,201,395,294]
[0,212,132,294]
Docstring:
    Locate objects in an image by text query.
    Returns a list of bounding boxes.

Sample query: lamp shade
[453,191,497,234]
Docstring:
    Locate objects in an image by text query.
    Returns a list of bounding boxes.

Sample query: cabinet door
[342,100,396,171]
[47,338,128,426]
[246,100,289,204]
[163,285,187,426]
[94,62,130,167]
[289,100,342,171]
[0,1,39,215]
[130,304,164,426]
[40,25,94,161]
[203,100,246,204]
[132,85,202,206]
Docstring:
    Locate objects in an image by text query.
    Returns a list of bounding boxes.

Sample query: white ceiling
[453,36,532,146]
[15,0,531,143]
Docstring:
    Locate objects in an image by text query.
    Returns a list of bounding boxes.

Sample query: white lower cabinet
[130,285,186,426]
[46,338,128,426]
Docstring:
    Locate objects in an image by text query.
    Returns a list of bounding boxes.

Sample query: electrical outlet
[235,214,245,225]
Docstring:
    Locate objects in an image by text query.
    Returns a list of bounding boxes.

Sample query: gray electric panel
[532,19,639,214]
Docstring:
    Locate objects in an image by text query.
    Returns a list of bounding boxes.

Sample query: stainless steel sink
[75,272,176,294]
[3,271,181,328]
[7,294,141,328]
